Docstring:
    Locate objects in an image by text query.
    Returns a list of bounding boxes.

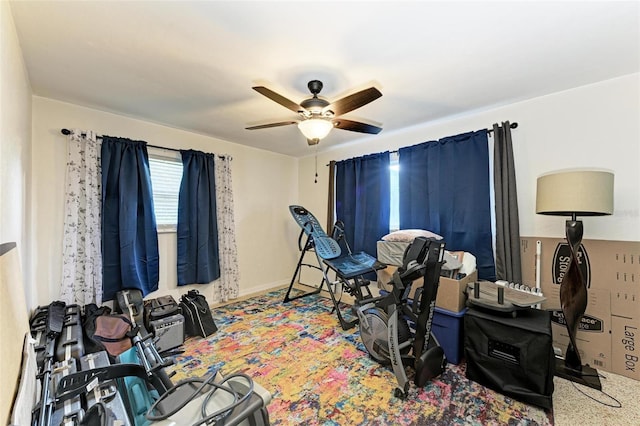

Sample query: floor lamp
[536,169,614,390]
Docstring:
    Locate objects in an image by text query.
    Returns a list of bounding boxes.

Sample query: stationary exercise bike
[357,236,447,398]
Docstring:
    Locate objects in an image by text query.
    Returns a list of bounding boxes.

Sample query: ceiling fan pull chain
[314,146,319,184]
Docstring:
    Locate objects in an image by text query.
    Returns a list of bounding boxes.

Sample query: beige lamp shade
[536,169,614,216]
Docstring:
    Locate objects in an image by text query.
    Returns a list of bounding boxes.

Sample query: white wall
[31,97,301,306]
[0,1,33,306]
[299,74,640,243]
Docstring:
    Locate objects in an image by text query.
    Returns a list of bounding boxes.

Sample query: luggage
[80,351,132,426]
[50,358,84,425]
[92,314,135,357]
[116,346,159,426]
[179,290,218,338]
[31,324,48,371]
[56,304,85,362]
[30,306,51,370]
[144,295,181,330]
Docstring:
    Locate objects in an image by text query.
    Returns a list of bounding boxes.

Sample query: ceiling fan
[246,80,382,146]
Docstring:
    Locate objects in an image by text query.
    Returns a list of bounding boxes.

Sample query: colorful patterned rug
[168,288,553,425]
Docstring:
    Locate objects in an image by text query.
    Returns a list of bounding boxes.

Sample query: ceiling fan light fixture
[298,118,333,141]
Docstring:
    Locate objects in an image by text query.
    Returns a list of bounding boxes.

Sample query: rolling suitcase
[50,358,84,425]
[117,346,160,426]
[56,304,85,362]
[30,305,50,370]
[80,351,133,425]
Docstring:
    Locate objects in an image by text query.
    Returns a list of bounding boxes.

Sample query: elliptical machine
[357,236,447,398]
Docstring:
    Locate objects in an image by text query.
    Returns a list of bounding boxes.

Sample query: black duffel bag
[179,290,218,338]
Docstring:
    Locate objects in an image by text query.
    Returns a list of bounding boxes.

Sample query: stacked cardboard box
[521,237,639,381]
[377,266,477,312]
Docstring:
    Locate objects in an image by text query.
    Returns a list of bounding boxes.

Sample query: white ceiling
[9,1,639,158]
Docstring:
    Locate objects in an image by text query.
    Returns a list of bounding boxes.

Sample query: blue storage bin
[432,307,466,364]
[376,289,466,364]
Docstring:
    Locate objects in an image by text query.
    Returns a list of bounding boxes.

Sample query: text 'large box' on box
[611,316,640,380]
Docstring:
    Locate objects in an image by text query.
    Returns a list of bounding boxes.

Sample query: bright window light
[149,154,183,232]
[389,152,399,232]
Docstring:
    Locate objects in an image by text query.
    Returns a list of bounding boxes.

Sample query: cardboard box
[377,266,476,312]
[545,286,612,371]
[437,272,477,312]
[611,316,640,380]
[521,237,640,379]
[521,237,639,316]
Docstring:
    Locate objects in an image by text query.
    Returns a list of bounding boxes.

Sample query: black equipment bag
[464,307,555,409]
[179,290,218,338]
[144,295,181,330]
[83,304,136,359]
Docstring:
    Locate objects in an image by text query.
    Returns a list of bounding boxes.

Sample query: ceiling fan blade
[323,87,382,116]
[245,121,297,130]
[333,119,382,134]
[252,86,305,114]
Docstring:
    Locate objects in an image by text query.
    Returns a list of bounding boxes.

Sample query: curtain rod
[60,128,229,159]
[487,121,518,134]
[324,122,518,165]
[61,128,181,153]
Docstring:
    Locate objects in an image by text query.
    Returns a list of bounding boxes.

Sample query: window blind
[149,155,183,231]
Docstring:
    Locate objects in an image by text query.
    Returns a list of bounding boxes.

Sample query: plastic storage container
[432,307,466,364]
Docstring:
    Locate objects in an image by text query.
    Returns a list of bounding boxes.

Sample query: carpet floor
[168,288,553,425]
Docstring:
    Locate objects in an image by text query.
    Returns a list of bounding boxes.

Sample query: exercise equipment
[118,290,174,395]
[466,280,546,316]
[55,365,271,426]
[284,205,385,330]
[357,237,447,398]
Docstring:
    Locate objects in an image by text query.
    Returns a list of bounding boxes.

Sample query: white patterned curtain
[60,129,103,305]
[214,155,239,302]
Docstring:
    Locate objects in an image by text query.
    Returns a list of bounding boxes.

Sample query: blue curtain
[101,137,159,301]
[335,151,390,257]
[398,130,495,280]
[177,150,220,285]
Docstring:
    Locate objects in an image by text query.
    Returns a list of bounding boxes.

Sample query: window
[148,153,183,232]
[389,152,399,232]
